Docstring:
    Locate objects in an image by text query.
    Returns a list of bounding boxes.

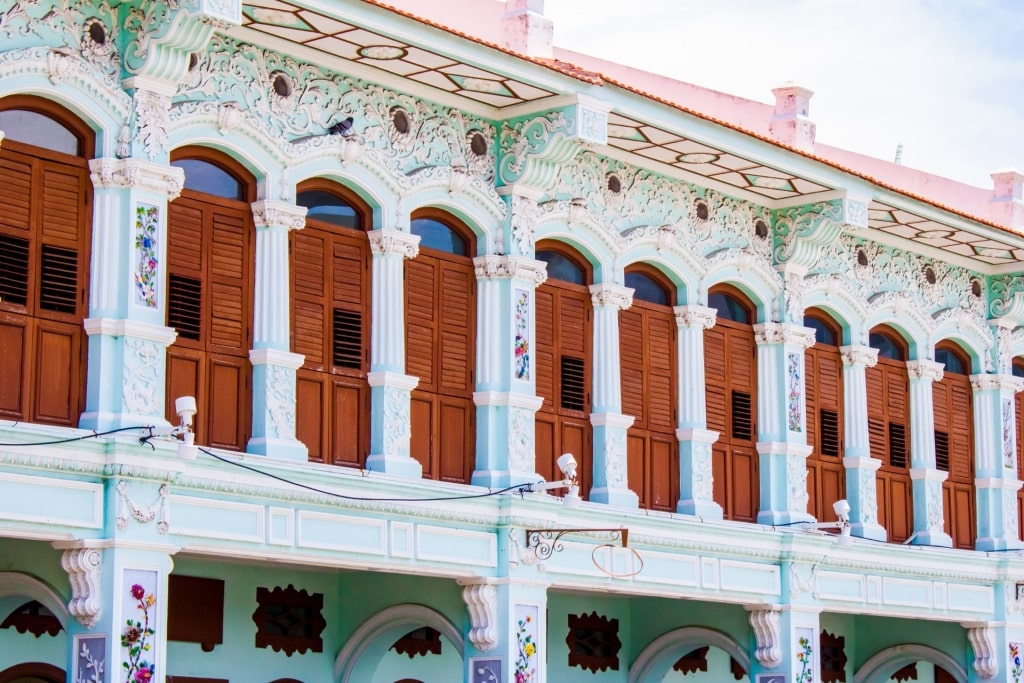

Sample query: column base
[677,498,724,519]
[909,529,952,548]
[976,536,1024,552]
[589,486,639,508]
[79,410,171,432]
[849,522,888,542]
[471,468,540,489]
[247,436,308,462]
[366,452,423,479]
[758,509,815,526]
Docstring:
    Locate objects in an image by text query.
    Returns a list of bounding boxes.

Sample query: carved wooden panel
[0,600,62,637]
[252,585,326,656]
[566,612,621,673]
[167,575,224,652]
[819,630,847,683]
[390,627,442,658]
[673,646,708,674]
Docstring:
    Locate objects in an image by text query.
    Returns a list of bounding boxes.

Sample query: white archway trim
[854,644,967,683]
[0,572,69,629]
[702,247,783,316]
[628,626,750,683]
[333,603,464,683]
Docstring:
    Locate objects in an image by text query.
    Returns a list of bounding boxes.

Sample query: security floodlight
[175,395,197,427]
[832,499,851,523]
[556,453,578,480]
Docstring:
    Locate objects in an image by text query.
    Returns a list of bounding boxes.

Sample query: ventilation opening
[731,391,752,441]
[888,423,907,468]
[560,355,586,411]
[820,409,841,457]
[934,430,949,471]
[168,274,202,340]
[39,244,78,313]
[0,234,29,306]
[332,308,362,369]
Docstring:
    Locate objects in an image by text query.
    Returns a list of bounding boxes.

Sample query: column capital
[251,200,307,231]
[753,322,815,347]
[369,228,420,259]
[840,344,878,368]
[674,304,716,329]
[473,254,547,284]
[248,348,304,369]
[907,359,944,382]
[970,373,1024,393]
[589,282,633,309]
[83,317,177,345]
[89,157,184,200]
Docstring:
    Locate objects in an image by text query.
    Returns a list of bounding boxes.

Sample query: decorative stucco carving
[122,337,160,416]
[61,547,103,628]
[675,306,716,330]
[498,110,578,187]
[907,359,944,383]
[508,405,533,473]
[132,88,171,159]
[926,479,945,533]
[115,480,169,534]
[251,200,307,231]
[383,385,412,459]
[461,582,498,652]
[369,230,420,259]
[473,255,547,285]
[747,608,782,668]
[841,345,879,368]
[510,193,541,255]
[859,466,878,523]
[89,158,184,198]
[265,364,296,440]
[774,201,846,270]
[590,283,633,310]
[965,624,997,679]
[691,442,714,502]
[787,450,810,510]
[604,428,628,488]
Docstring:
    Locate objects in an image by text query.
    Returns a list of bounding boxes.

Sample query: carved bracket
[965,623,997,679]
[746,607,782,668]
[61,548,103,629]
[460,582,498,652]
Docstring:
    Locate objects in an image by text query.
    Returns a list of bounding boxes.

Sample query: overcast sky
[543,0,1024,189]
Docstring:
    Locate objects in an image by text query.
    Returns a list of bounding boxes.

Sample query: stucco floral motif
[1005,398,1017,470]
[1010,642,1023,683]
[605,430,627,488]
[510,194,540,255]
[692,443,714,502]
[133,89,171,158]
[927,479,944,532]
[74,635,106,683]
[514,606,538,683]
[122,338,160,416]
[134,204,159,308]
[795,628,814,683]
[787,452,809,511]
[383,386,411,458]
[859,467,878,522]
[508,406,532,473]
[1005,489,1019,540]
[787,352,802,433]
[514,289,530,381]
[265,365,296,439]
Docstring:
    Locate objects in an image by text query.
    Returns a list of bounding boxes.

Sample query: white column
[366,228,422,477]
[907,359,952,547]
[840,345,886,541]
[971,374,1024,550]
[588,283,637,507]
[674,305,722,518]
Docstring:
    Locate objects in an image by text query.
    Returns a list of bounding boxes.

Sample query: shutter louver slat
[560,356,586,411]
[38,244,78,313]
[405,259,436,388]
[889,423,907,468]
[619,309,644,423]
[535,288,555,408]
[168,274,202,340]
[332,308,362,369]
[40,167,83,243]
[934,430,950,471]
[820,409,841,457]
[440,264,472,393]
[0,157,32,234]
[731,390,752,441]
[0,234,29,306]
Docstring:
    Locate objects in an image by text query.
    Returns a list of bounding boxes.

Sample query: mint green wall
[850,615,966,672]
[548,592,629,682]
[0,539,69,675]
[372,634,461,683]
[658,646,733,682]
[629,596,750,657]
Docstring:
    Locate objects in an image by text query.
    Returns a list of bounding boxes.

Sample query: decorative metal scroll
[524,528,629,561]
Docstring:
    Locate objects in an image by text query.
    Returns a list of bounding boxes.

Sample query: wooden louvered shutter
[868,358,912,542]
[934,374,975,549]
[805,346,844,521]
[620,310,644,424]
[1017,390,1024,541]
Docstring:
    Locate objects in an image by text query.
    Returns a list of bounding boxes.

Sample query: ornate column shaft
[471,255,548,488]
[971,374,1024,550]
[840,345,886,541]
[907,359,952,547]
[80,159,183,431]
[366,228,422,478]
[588,283,638,507]
[753,323,816,525]
[674,305,722,518]
[246,201,307,460]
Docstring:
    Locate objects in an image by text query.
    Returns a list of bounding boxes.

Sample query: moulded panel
[331,377,366,467]
[953,485,974,549]
[805,465,819,520]
[409,392,434,478]
[438,397,470,483]
[626,432,645,506]
[0,317,27,416]
[889,476,911,543]
[534,414,556,483]
[650,434,677,511]
[731,447,757,522]
[33,320,77,424]
[208,357,243,450]
[942,484,953,539]
[712,444,727,513]
[166,349,203,428]
[296,373,325,461]
[819,464,843,523]
[561,418,591,498]
[876,475,890,535]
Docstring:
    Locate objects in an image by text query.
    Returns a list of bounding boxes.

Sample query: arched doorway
[0,662,65,683]
[0,96,94,428]
[854,644,965,683]
[628,626,750,683]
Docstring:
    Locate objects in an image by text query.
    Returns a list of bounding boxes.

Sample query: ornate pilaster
[971,374,1024,550]
[675,305,722,518]
[839,344,886,540]
[462,577,549,683]
[907,359,952,547]
[753,323,816,525]
[80,159,184,431]
[589,283,638,507]
[365,229,422,478]
[747,605,821,683]
[472,256,548,488]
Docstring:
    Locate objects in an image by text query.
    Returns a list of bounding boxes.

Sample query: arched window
[166,148,256,451]
[0,96,93,428]
[621,265,677,510]
[867,326,912,542]
[803,310,845,522]
[291,180,371,467]
[705,286,757,522]
[535,243,593,497]
[406,210,476,483]
[933,342,975,549]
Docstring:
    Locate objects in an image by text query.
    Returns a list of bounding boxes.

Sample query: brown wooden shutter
[933,372,975,549]
[867,358,912,542]
[805,344,844,521]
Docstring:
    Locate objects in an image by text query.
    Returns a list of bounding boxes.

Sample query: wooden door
[805,341,845,522]
[405,245,475,483]
[705,318,758,522]
[867,357,913,542]
[621,301,678,511]
[166,159,254,452]
[0,133,90,427]
[933,357,975,549]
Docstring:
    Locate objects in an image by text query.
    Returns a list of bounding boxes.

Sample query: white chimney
[989,168,1024,230]
[769,83,816,153]
[502,0,553,60]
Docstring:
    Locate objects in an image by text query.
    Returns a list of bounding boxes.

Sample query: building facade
[2,1,1024,682]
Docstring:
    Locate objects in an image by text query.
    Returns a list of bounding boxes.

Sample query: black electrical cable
[198,446,542,503]
[0,424,156,447]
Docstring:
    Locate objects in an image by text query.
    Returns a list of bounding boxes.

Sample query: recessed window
[0,109,80,156]
[935,347,966,374]
[708,291,749,324]
[172,159,244,200]
[804,315,837,346]
[869,332,904,361]
[537,249,585,285]
[296,190,359,229]
[625,270,670,306]
[411,217,467,255]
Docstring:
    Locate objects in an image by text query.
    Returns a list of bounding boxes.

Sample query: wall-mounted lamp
[529,453,581,508]
[140,395,198,459]
[797,499,852,546]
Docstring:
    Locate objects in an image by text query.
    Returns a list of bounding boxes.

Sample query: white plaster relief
[89,157,184,198]
[692,442,714,502]
[133,88,171,159]
[251,199,307,230]
[369,229,420,259]
[265,364,296,440]
[675,306,716,329]
[461,582,499,652]
[926,478,945,533]
[605,428,628,488]
[508,405,533,473]
[590,283,633,310]
[115,480,169,533]
[841,345,879,368]
[908,359,944,383]
[787,453,810,511]
[510,192,541,255]
[966,624,998,679]
[383,385,412,459]
[747,608,782,668]
[473,254,547,284]
[859,466,878,523]
[122,337,160,416]
[61,547,103,628]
